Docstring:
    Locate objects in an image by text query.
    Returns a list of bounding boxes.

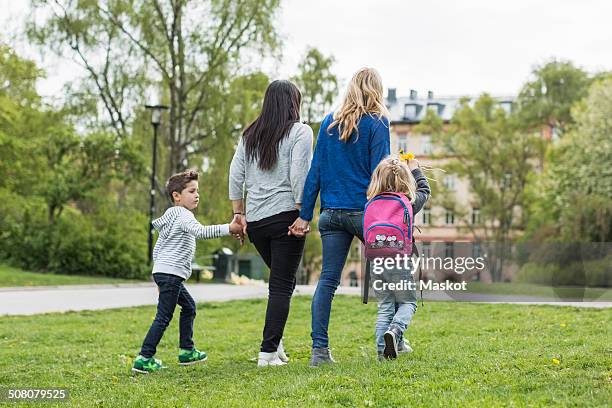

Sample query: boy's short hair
[166,170,199,203]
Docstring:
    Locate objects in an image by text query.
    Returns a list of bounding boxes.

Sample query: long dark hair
[243,80,302,170]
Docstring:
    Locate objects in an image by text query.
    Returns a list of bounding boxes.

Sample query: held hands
[288,217,310,237]
[229,213,247,245]
[407,159,420,171]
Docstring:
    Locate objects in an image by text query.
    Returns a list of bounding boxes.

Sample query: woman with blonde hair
[288,67,391,366]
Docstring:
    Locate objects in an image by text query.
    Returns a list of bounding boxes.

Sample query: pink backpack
[363,192,414,260]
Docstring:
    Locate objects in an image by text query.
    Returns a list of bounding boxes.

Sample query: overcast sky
[2,0,612,100]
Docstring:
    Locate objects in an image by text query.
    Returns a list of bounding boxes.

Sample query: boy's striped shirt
[152,206,230,279]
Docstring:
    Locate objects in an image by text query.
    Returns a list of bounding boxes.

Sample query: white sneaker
[277,339,289,363]
[257,351,287,367]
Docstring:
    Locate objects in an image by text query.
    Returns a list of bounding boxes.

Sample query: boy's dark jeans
[140,273,197,358]
[247,210,306,353]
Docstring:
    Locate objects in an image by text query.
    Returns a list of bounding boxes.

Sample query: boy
[132,170,243,374]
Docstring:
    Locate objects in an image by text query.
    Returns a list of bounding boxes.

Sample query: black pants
[247,210,306,352]
[140,273,197,358]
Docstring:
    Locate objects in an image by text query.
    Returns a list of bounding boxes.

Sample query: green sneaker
[132,355,165,374]
[178,348,208,366]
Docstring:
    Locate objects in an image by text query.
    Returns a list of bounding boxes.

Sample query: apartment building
[386,89,518,282]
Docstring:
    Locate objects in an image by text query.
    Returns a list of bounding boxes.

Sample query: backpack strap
[378,192,402,198]
[411,224,424,307]
[362,258,370,304]
[411,238,424,308]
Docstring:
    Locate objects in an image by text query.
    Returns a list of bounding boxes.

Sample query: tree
[28,0,281,174]
[527,76,612,242]
[0,45,147,277]
[291,47,338,125]
[195,72,269,256]
[35,120,140,223]
[417,96,543,281]
[516,59,590,134]
[0,45,125,224]
[0,44,43,191]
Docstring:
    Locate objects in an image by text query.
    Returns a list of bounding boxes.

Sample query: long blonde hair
[328,67,390,142]
[367,157,417,202]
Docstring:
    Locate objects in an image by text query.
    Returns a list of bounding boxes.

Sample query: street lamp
[145,104,169,265]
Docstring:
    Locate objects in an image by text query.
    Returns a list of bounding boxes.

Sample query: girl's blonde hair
[328,67,390,142]
[367,157,417,202]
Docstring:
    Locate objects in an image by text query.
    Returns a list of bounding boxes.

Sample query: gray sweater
[152,206,230,279]
[229,122,313,222]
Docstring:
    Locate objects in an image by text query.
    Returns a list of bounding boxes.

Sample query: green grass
[0,264,141,287]
[466,282,612,301]
[0,297,610,407]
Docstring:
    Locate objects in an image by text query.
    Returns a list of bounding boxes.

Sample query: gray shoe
[309,347,336,367]
[383,326,402,360]
[398,339,413,354]
[377,351,385,362]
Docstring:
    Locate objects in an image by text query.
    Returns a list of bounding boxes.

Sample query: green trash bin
[213,247,234,282]
[236,253,268,281]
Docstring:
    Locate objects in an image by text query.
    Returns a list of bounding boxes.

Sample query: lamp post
[145,104,169,265]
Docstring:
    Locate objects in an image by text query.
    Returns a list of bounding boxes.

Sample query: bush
[584,257,612,287]
[0,194,149,279]
[516,257,611,287]
[47,207,149,279]
[0,190,51,271]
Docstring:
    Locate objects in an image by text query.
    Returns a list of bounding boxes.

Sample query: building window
[444,175,456,191]
[499,101,513,114]
[421,208,431,225]
[445,209,455,225]
[503,172,512,189]
[348,271,358,287]
[422,135,432,155]
[552,126,560,141]
[445,242,454,259]
[397,133,408,152]
[404,104,419,120]
[472,242,482,258]
[471,208,481,225]
[426,103,443,116]
[421,241,431,258]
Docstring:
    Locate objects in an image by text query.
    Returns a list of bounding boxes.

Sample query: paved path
[0,283,356,316]
[0,283,610,316]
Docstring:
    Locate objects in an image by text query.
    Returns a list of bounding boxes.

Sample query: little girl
[366,157,431,360]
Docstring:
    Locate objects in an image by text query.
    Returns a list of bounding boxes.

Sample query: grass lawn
[0,297,610,407]
[0,264,142,287]
[466,281,612,301]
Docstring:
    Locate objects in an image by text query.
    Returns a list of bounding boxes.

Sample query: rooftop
[385,89,515,123]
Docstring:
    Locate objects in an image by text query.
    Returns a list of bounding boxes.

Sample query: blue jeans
[311,209,364,349]
[140,273,197,358]
[372,266,417,351]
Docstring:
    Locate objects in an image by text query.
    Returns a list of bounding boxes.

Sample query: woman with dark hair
[229,80,313,367]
